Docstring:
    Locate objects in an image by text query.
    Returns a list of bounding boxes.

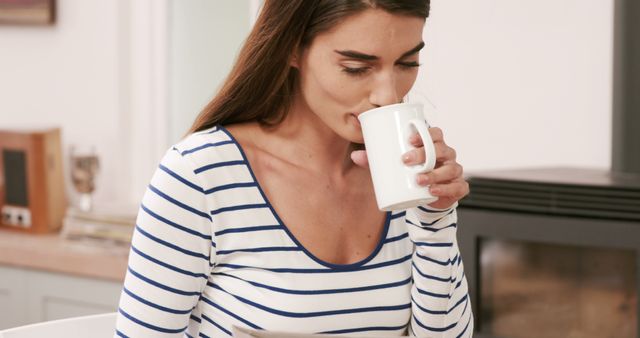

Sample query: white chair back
[0,313,116,338]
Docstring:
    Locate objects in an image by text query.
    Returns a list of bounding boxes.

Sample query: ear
[290,46,302,68]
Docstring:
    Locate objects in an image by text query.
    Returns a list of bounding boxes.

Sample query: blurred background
[2,1,636,338]
[0,0,612,208]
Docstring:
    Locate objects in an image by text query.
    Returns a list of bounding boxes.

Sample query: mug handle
[407,119,436,173]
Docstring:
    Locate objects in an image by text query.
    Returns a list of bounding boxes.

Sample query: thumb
[350,150,369,168]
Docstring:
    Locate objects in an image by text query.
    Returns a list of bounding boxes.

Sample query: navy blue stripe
[409,325,417,336]
[216,246,301,255]
[413,223,458,232]
[201,313,232,336]
[412,313,457,332]
[411,296,445,315]
[123,286,193,314]
[416,287,451,299]
[415,252,458,266]
[131,245,208,279]
[320,324,408,335]
[127,267,202,296]
[118,308,186,334]
[186,333,195,338]
[181,140,235,155]
[211,273,411,295]
[390,211,407,220]
[383,232,409,244]
[210,203,269,216]
[201,296,263,330]
[115,330,129,338]
[190,315,202,323]
[411,294,468,315]
[158,164,204,193]
[211,283,411,318]
[419,219,440,226]
[205,182,257,194]
[141,204,211,240]
[148,184,211,221]
[194,160,245,174]
[413,240,453,247]
[216,253,412,273]
[135,225,209,260]
[412,262,454,283]
[456,308,472,338]
[215,224,282,236]
[454,272,464,290]
[419,209,455,226]
[417,206,450,213]
[408,219,456,233]
[412,295,470,334]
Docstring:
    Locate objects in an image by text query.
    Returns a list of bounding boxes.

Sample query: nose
[368,74,401,107]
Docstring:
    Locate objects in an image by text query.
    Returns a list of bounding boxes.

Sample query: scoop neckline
[217,125,392,271]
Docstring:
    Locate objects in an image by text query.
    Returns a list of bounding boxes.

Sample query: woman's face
[295,9,426,144]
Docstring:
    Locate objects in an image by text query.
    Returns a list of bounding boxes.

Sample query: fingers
[426,180,469,210]
[406,126,468,209]
[402,141,456,166]
[416,162,464,186]
[350,149,369,168]
[427,177,469,199]
[409,127,444,147]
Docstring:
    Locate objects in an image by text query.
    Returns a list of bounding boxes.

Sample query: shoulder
[166,125,241,167]
[171,125,233,156]
[157,125,250,188]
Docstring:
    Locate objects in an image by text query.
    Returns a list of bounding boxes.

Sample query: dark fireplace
[457,1,640,337]
[458,168,640,338]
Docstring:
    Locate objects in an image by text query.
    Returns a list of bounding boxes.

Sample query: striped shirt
[115,126,473,338]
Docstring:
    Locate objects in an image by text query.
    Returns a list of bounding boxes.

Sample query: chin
[342,126,365,144]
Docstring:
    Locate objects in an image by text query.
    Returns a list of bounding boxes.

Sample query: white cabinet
[0,266,28,329]
[0,265,122,330]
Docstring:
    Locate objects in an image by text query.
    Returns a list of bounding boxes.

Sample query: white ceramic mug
[358,103,438,211]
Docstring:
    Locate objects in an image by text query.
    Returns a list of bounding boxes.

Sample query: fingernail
[430,187,442,194]
[403,153,414,163]
[417,176,429,185]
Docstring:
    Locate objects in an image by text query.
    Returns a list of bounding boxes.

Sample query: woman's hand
[403,127,468,209]
[350,127,469,210]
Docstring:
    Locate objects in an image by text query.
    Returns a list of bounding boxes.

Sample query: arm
[115,148,215,337]
[406,203,473,337]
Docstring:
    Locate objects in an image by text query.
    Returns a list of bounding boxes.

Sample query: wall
[0,0,130,208]
[416,0,613,173]
[168,0,252,143]
[0,0,252,208]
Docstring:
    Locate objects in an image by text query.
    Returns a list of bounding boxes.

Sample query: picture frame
[0,0,55,25]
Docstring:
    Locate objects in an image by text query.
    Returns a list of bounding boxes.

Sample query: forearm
[406,204,473,337]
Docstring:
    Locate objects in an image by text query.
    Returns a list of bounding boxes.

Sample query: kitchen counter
[0,228,129,282]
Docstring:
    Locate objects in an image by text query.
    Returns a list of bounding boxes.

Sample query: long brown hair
[189,0,430,133]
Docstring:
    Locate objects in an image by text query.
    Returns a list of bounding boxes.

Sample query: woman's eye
[341,66,370,76]
[397,61,421,69]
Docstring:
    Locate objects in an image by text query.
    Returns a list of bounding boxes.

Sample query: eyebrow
[334,41,425,61]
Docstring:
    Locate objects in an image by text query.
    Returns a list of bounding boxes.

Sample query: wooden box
[0,128,66,233]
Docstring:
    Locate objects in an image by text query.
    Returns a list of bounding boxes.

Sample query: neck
[259,97,357,177]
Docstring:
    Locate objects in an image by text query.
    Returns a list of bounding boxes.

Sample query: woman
[116,1,473,337]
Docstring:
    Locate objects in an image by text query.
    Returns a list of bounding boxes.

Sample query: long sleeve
[115,148,215,337]
[406,203,473,337]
